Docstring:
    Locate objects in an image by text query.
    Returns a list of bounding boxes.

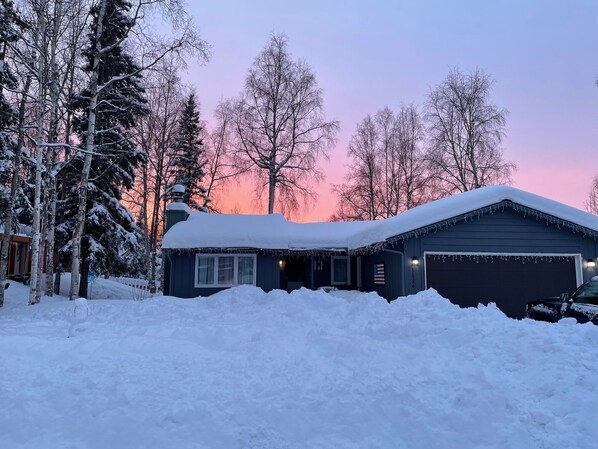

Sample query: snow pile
[1,282,597,448]
[162,185,598,251]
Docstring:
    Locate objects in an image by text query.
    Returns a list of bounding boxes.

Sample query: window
[331,256,350,285]
[573,281,598,305]
[218,256,234,285]
[195,254,257,287]
[237,256,255,285]
[196,256,215,285]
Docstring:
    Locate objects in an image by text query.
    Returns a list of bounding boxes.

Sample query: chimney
[164,184,190,233]
[171,184,185,203]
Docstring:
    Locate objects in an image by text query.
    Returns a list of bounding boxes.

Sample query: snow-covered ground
[1,280,597,449]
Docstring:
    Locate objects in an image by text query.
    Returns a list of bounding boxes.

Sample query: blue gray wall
[361,245,404,301]
[165,252,280,298]
[401,208,598,295]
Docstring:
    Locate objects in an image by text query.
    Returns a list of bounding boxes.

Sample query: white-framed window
[195,254,257,288]
[331,256,350,285]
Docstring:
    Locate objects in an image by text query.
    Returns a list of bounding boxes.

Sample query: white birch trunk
[28,4,48,306]
[44,0,64,297]
[45,174,57,295]
[69,0,107,300]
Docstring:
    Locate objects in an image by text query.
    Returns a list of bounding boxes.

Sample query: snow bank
[1,283,597,448]
[162,185,598,251]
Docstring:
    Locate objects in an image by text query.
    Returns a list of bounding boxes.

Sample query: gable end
[384,200,598,246]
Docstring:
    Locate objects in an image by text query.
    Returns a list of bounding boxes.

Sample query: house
[0,225,32,282]
[161,186,598,318]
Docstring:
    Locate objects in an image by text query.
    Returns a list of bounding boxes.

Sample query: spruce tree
[0,0,25,307]
[59,0,148,297]
[0,0,22,217]
[170,93,207,209]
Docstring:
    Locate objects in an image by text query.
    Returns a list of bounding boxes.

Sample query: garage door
[425,253,579,319]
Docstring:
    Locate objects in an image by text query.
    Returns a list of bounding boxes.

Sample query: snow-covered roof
[164,213,291,250]
[0,224,33,238]
[161,186,598,251]
[166,202,193,214]
[350,185,598,247]
[287,221,375,251]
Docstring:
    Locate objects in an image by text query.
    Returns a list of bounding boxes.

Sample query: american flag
[374,263,385,285]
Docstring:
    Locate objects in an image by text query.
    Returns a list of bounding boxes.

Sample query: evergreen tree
[0,0,25,307]
[170,93,207,209]
[0,0,22,218]
[58,0,148,297]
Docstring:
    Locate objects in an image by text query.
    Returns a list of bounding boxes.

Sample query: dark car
[526,277,598,324]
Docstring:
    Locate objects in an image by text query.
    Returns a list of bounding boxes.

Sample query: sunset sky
[183,0,598,222]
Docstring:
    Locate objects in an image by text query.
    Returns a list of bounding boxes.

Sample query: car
[526,277,598,324]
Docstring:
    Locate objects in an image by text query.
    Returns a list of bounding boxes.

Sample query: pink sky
[183,0,598,222]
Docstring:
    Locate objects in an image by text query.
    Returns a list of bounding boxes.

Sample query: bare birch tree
[333,115,380,220]
[28,0,49,305]
[425,68,515,195]
[202,99,247,212]
[395,106,431,210]
[12,0,89,304]
[233,34,338,215]
[332,105,431,221]
[43,0,89,297]
[126,62,185,293]
[586,176,598,215]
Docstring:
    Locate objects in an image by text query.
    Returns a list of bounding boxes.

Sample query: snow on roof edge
[166,202,193,214]
[162,186,598,251]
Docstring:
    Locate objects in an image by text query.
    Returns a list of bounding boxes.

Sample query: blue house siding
[165,251,280,298]
[257,254,282,292]
[420,209,588,253]
[398,208,598,296]
[362,247,404,300]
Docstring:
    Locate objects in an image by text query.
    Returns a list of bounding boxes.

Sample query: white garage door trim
[423,251,583,289]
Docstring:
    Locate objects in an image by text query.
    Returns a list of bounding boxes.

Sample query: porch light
[587,259,596,268]
[279,259,284,268]
[411,257,419,266]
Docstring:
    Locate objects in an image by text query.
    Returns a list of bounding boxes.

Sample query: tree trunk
[44,5,62,297]
[54,268,61,295]
[159,200,167,292]
[267,174,276,214]
[148,168,162,293]
[35,221,45,298]
[69,0,107,300]
[45,173,57,296]
[29,5,48,305]
[79,250,89,298]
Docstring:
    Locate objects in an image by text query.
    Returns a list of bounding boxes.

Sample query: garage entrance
[425,253,580,319]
